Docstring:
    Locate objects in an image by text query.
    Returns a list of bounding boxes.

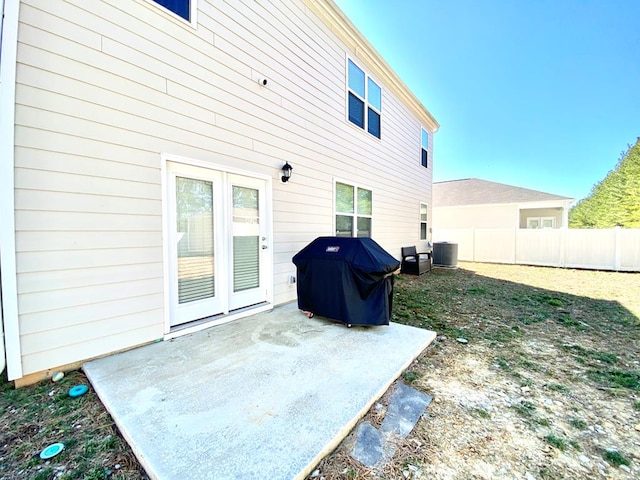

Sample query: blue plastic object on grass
[68,384,89,398]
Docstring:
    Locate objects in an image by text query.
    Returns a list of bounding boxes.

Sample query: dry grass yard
[2,262,639,479]
[313,262,640,479]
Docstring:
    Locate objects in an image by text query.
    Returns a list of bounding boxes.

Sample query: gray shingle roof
[433,178,573,207]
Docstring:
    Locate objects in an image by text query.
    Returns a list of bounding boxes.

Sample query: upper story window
[153,0,191,22]
[335,181,373,237]
[347,59,381,139]
[421,128,429,168]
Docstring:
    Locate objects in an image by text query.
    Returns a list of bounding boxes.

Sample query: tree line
[569,137,640,228]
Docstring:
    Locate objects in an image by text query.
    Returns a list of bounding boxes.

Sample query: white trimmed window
[420,203,428,240]
[421,128,429,168]
[347,59,382,139]
[152,0,195,22]
[335,181,372,237]
[527,217,555,229]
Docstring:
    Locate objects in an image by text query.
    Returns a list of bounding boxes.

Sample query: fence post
[560,227,567,268]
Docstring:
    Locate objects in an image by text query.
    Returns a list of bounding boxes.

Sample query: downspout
[0,0,22,380]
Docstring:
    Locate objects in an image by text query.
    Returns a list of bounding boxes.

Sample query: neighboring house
[433,179,573,230]
[0,0,439,384]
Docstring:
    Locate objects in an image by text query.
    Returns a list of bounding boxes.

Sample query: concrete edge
[83,364,160,480]
[293,328,437,480]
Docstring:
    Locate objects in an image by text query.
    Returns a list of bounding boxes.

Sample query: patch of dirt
[310,263,640,479]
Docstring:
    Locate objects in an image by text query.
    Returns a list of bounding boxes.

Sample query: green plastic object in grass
[40,443,64,459]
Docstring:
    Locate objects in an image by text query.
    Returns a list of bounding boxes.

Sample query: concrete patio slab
[83,302,435,480]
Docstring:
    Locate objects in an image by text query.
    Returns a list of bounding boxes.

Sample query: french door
[167,162,269,327]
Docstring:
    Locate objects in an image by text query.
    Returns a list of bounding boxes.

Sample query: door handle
[261,245,268,250]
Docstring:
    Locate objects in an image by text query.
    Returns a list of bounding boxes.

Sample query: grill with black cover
[292,237,400,326]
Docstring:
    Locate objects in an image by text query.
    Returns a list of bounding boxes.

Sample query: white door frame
[161,154,273,338]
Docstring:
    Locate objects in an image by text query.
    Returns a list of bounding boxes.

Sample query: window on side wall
[347,59,381,139]
[335,181,372,237]
[420,203,428,240]
[421,128,429,168]
[153,0,191,21]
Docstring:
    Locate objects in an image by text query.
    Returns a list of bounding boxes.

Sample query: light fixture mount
[281,162,293,183]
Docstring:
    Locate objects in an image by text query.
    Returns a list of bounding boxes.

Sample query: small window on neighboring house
[421,128,429,168]
[527,217,555,229]
[335,181,372,237]
[420,203,428,240]
[153,0,191,21]
[347,59,382,139]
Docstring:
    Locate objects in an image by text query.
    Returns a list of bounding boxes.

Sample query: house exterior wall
[9,0,437,379]
[433,204,517,229]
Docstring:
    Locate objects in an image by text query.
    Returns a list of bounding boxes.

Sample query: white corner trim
[159,154,172,335]
[0,0,22,380]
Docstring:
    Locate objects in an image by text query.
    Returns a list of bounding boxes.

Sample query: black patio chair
[400,246,432,275]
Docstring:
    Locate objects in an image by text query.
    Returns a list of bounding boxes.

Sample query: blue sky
[334,0,640,202]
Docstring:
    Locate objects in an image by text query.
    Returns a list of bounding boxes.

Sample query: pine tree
[569,138,640,228]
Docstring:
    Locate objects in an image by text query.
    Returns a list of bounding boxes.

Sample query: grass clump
[466,286,487,295]
[568,418,588,430]
[483,325,522,345]
[536,418,551,427]
[516,359,541,372]
[512,401,536,418]
[518,316,544,325]
[495,356,513,373]
[556,313,585,330]
[603,449,630,467]
[544,383,571,394]
[401,370,420,384]
[544,434,568,451]
[33,468,55,480]
[569,440,582,451]
[587,369,640,391]
[536,295,564,307]
[472,408,491,419]
[561,344,620,366]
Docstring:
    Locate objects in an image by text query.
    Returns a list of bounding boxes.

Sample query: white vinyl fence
[432,227,640,272]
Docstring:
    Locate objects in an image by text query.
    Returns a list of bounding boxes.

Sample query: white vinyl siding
[11,0,435,377]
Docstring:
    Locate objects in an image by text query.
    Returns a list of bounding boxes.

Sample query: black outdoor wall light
[281,162,293,182]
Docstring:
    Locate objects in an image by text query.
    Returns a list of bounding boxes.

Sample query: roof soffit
[304,0,439,132]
